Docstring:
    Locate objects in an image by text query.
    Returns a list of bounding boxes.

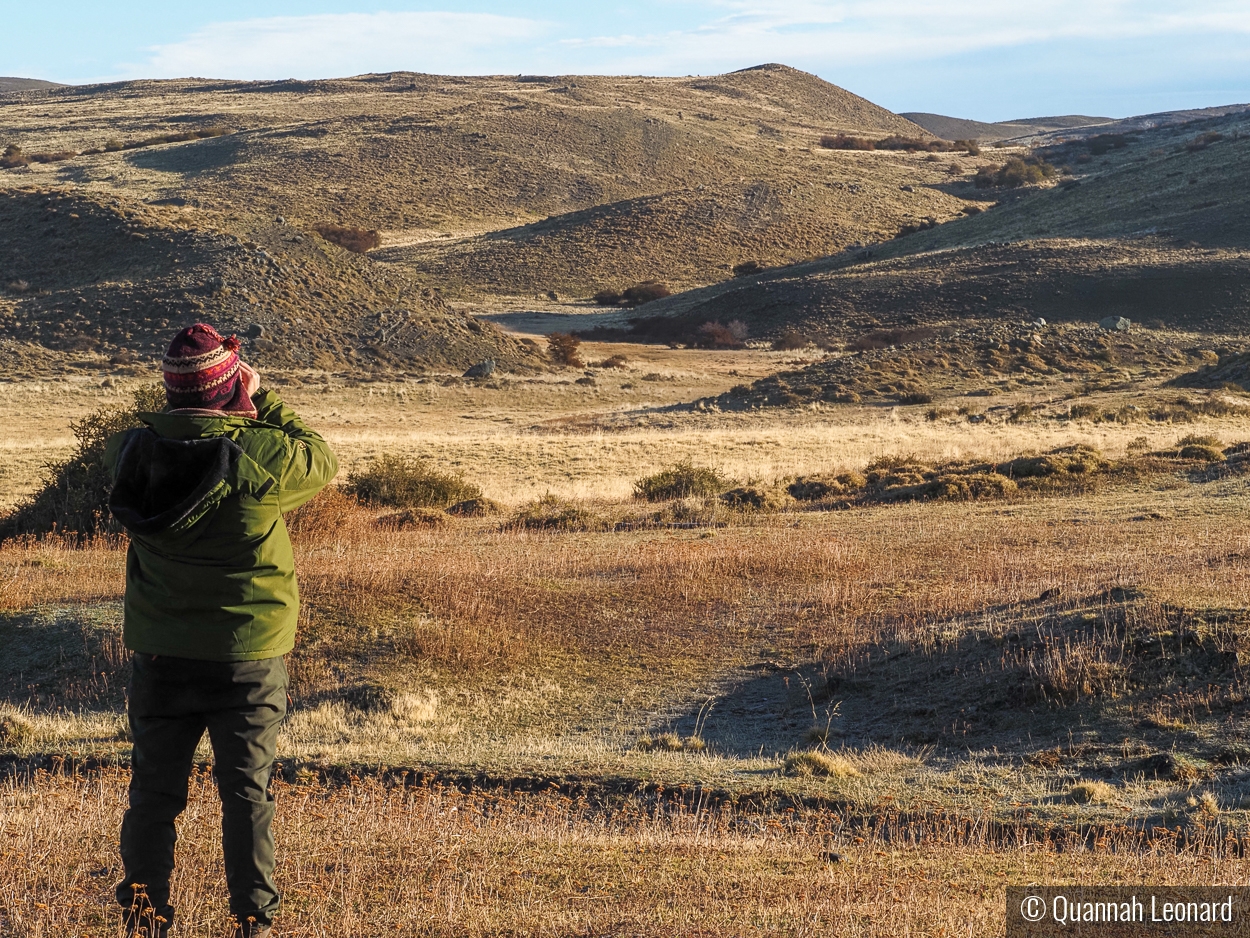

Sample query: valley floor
[4,337,1250,934]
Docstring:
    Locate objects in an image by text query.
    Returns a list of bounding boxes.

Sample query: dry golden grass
[3,767,1248,938]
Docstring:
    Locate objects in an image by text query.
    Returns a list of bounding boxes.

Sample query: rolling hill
[631,105,1250,344]
[900,112,1109,142]
[0,64,975,310]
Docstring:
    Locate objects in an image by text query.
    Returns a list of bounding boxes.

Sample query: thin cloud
[125,11,548,80]
[563,1,1250,74]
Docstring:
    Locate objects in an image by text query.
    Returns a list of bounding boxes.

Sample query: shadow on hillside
[661,590,1249,771]
[126,134,246,176]
[0,605,129,710]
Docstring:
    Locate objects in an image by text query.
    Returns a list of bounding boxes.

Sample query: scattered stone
[1099,316,1131,331]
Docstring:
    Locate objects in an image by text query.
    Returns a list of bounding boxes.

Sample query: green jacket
[104,389,338,661]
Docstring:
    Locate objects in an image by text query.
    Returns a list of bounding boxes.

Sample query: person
[104,324,338,938]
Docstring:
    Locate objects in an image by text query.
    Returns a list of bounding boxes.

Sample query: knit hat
[161,324,253,413]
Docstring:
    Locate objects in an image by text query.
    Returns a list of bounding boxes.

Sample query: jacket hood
[108,427,275,536]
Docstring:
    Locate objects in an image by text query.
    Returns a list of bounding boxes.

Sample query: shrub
[975,156,1056,189]
[1067,402,1102,421]
[509,494,603,531]
[898,391,933,405]
[103,137,124,152]
[313,222,382,253]
[876,135,937,152]
[27,150,77,164]
[719,485,788,511]
[954,139,980,155]
[546,332,584,367]
[1178,444,1225,462]
[592,289,622,306]
[772,328,809,351]
[1186,132,1224,152]
[446,497,502,516]
[732,260,764,277]
[820,133,875,150]
[1087,133,1134,155]
[1,144,29,168]
[0,383,166,541]
[620,281,671,307]
[344,454,481,509]
[695,321,744,349]
[634,461,727,501]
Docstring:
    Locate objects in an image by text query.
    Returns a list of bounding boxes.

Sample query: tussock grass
[784,750,862,778]
[1068,780,1116,804]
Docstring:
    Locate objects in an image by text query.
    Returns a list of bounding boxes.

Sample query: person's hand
[238,361,261,397]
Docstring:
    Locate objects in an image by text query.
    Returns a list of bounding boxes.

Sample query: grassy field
[4,340,1250,935]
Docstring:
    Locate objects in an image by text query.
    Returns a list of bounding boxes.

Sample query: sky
[4,1,1249,122]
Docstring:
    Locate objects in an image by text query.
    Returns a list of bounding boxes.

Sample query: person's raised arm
[246,367,338,513]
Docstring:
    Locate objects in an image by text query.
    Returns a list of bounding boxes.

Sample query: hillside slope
[0,65,965,302]
[0,188,540,374]
[900,112,1108,142]
[634,107,1250,341]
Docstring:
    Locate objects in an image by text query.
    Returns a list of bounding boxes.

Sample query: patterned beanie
[161,323,252,413]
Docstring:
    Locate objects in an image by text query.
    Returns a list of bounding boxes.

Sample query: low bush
[621,281,671,307]
[508,494,603,531]
[446,497,502,516]
[313,222,382,253]
[819,133,875,151]
[1,145,29,168]
[546,332,584,367]
[1086,133,1134,155]
[592,289,622,306]
[597,354,628,369]
[634,461,728,501]
[719,485,788,511]
[695,321,745,349]
[954,138,980,155]
[975,156,1056,188]
[344,454,481,509]
[27,150,77,164]
[772,328,809,351]
[0,384,166,541]
[732,260,764,277]
[1186,132,1224,152]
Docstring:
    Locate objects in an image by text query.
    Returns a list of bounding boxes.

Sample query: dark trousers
[117,652,288,929]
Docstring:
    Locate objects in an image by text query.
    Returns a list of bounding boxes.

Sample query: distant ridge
[0,77,67,93]
[904,103,1250,143]
[901,112,1108,142]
